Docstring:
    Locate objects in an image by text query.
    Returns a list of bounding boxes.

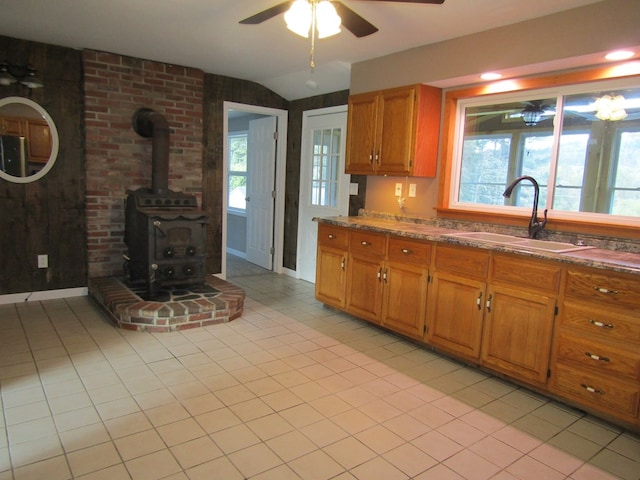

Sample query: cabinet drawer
[317,224,348,249]
[387,237,431,265]
[561,301,640,344]
[350,231,386,257]
[565,268,640,309]
[552,363,639,418]
[434,245,489,279]
[555,332,640,381]
[491,254,562,294]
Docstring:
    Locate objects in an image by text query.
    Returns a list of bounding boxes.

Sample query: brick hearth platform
[88,275,245,332]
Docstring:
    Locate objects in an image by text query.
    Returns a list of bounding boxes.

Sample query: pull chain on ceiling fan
[240,0,445,69]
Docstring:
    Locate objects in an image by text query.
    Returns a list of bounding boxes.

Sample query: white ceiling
[0,0,604,100]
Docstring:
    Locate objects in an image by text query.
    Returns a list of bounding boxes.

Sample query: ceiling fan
[240,0,446,38]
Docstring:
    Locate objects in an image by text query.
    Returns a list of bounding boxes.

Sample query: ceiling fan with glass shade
[240,0,446,39]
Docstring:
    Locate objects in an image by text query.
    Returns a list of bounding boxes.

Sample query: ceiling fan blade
[351,0,445,3]
[239,2,292,25]
[333,2,379,38]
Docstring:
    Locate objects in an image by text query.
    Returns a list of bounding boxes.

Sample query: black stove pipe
[132,108,170,195]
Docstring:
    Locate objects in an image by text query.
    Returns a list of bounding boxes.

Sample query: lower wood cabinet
[315,224,348,309]
[315,222,640,431]
[427,272,485,359]
[481,285,556,385]
[427,245,489,360]
[550,266,640,426]
[481,254,561,386]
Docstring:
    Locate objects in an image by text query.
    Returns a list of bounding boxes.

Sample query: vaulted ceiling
[0,0,604,100]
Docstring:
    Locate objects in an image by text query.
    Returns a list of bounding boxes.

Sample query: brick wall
[84,50,204,278]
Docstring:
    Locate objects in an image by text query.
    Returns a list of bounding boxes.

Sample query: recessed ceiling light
[480,72,502,81]
[605,50,635,61]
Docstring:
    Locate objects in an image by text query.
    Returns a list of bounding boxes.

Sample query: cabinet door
[315,246,347,309]
[345,92,378,174]
[427,272,485,359]
[346,253,383,323]
[377,86,417,176]
[26,119,52,164]
[382,260,428,339]
[481,285,556,385]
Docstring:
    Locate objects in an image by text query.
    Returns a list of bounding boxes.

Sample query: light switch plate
[349,182,359,195]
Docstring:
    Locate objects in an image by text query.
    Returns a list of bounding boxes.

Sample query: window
[228,132,247,213]
[310,127,342,207]
[448,75,640,228]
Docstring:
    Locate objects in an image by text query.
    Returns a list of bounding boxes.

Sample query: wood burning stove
[124,108,207,297]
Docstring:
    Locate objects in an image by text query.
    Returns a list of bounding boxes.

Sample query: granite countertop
[316,216,640,276]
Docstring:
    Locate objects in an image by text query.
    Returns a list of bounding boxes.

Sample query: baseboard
[226,248,246,258]
[0,287,88,305]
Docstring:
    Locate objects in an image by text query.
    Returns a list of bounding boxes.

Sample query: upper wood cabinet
[345,84,441,177]
[0,115,53,164]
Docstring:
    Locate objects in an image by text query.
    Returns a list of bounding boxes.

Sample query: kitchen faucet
[503,175,548,239]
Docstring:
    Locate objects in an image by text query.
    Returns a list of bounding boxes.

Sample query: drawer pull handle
[588,319,614,329]
[377,267,382,281]
[593,286,618,295]
[486,294,493,313]
[580,384,605,395]
[401,248,413,255]
[585,352,610,363]
[361,241,371,246]
[341,257,346,271]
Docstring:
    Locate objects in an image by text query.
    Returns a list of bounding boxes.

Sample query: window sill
[436,207,640,240]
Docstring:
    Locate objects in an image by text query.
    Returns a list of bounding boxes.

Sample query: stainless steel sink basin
[442,232,522,244]
[444,232,594,253]
[509,238,594,253]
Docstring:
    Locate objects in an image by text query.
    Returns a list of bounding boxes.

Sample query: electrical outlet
[409,183,417,197]
[38,254,48,269]
[394,183,402,196]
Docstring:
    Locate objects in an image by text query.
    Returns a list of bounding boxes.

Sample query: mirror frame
[0,96,60,184]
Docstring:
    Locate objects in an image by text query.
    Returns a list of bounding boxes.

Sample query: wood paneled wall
[0,36,85,295]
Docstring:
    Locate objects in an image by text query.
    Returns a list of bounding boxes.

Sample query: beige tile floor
[0,258,639,480]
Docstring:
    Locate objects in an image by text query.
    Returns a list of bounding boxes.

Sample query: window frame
[227,131,248,216]
[438,64,640,238]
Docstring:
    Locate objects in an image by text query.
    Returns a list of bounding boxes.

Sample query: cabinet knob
[328,234,335,239]
[361,241,370,246]
[401,248,413,255]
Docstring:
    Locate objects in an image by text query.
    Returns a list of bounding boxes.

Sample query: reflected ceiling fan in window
[240,0,445,68]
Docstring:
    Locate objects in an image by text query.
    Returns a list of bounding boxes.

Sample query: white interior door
[297,106,349,283]
[246,116,277,269]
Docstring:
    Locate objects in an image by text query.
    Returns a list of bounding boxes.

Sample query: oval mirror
[0,96,59,183]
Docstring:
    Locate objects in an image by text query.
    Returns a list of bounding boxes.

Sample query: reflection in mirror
[455,80,640,219]
[0,96,59,183]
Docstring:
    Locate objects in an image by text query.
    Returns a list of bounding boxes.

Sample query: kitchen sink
[442,232,523,244]
[509,238,595,253]
[444,232,594,253]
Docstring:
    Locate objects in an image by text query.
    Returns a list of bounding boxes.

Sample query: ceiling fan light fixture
[316,1,341,38]
[594,94,628,121]
[521,104,544,126]
[285,0,341,39]
[285,0,312,37]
